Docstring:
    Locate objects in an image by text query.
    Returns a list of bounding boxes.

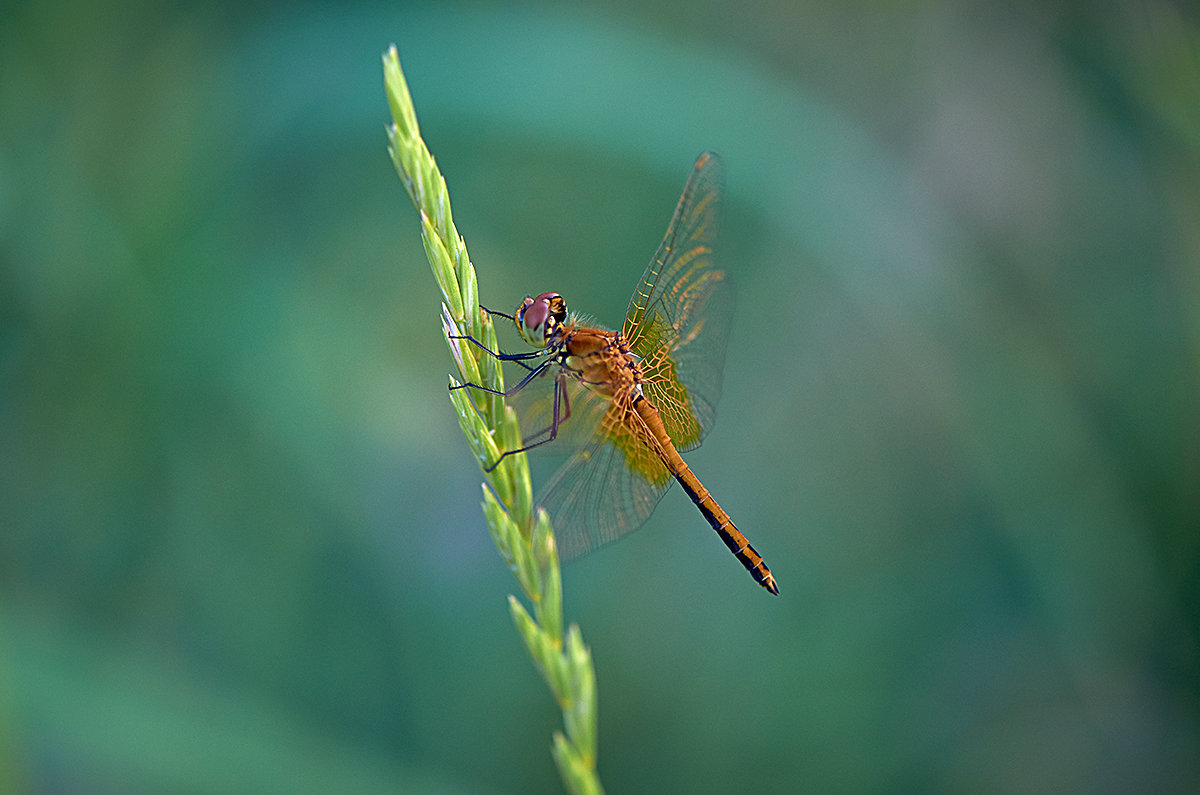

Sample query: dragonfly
[451,152,777,595]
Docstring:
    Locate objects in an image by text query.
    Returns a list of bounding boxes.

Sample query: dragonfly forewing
[625,152,733,451]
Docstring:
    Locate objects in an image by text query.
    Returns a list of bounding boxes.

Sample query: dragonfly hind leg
[479,372,572,472]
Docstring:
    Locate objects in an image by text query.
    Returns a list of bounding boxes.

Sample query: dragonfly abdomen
[632,396,779,595]
[680,471,779,596]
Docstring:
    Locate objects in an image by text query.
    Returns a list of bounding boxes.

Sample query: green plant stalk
[382,46,602,795]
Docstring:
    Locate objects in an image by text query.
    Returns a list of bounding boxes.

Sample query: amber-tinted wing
[538,153,734,561]
[539,381,673,561]
[623,151,733,452]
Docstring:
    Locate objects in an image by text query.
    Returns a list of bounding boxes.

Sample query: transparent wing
[498,344,671,560]
[539,394,674,562]
[518,154,735,560]
[623,151,734,452]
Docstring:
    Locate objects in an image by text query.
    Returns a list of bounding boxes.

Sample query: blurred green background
[3,0,1198,791]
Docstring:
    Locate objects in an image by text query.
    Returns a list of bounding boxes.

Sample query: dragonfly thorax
[516,292,568,348]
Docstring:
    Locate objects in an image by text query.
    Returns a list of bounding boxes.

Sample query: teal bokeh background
[3,1,1198,791]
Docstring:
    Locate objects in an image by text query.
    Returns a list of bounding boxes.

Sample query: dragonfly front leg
[447,330,547,374]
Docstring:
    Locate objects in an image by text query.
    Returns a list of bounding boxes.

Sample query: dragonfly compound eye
[517,292,566,346]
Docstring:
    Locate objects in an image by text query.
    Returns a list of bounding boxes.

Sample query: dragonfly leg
[479,305,515,322]
[451,354,554,399]
[508,372,574,450]
[448,331,546,370]
[483,372,572,472]
[446,312,575,471]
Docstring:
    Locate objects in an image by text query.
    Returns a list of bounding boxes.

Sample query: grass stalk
[382,46,603,795]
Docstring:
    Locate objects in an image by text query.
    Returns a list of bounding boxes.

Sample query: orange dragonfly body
[455,152,777,595]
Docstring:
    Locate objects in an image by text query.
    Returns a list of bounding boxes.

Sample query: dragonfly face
[515,292,568,348]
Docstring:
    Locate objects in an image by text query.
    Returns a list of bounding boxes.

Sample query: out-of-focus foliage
[1,1,1197,792]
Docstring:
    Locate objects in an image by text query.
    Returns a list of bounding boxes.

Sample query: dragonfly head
[515,292,567,348]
